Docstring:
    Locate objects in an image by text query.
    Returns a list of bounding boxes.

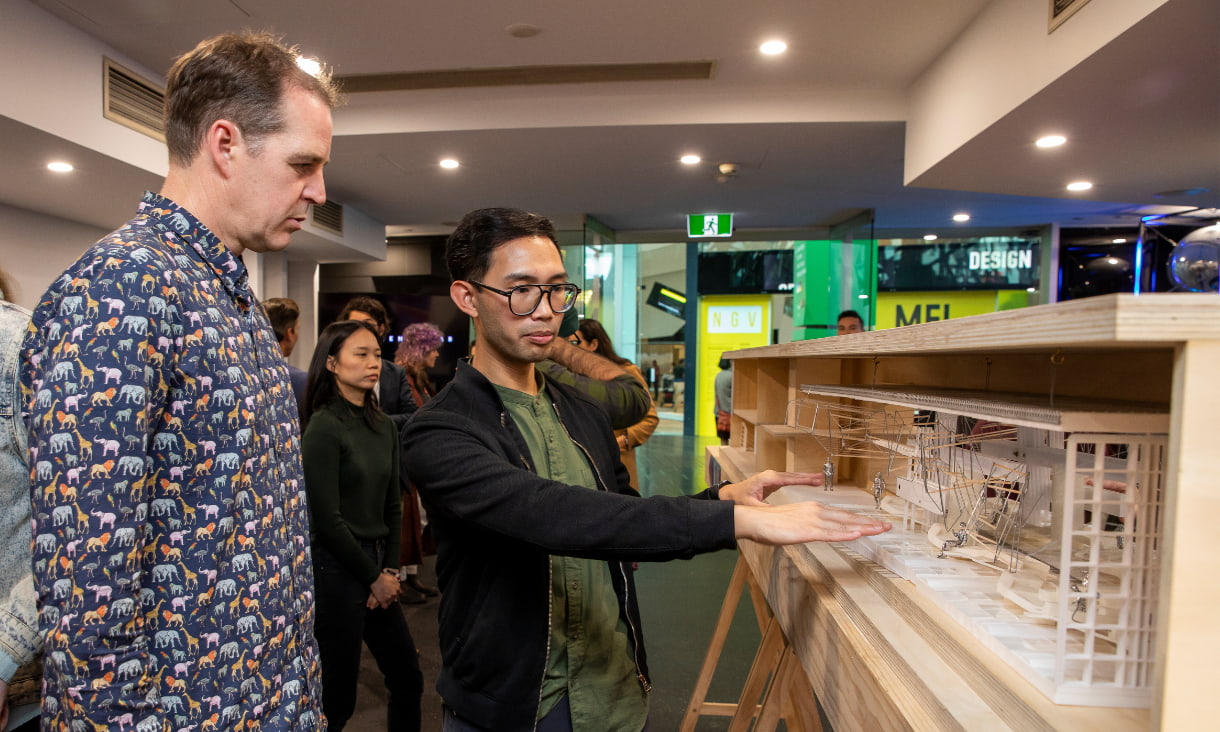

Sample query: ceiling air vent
[337,61,715,93]
[103,57,165,142]
[311,200,344,234]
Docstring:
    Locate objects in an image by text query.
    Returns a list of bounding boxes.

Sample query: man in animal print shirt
[21,32,338,732]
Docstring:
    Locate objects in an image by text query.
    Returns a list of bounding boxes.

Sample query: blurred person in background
[393,322,447,599]
[714,357,732,446]
[570,318,658,490]
[263,296,309,416]
[836,309,865,335]
[0,270,37,731]
[339,295,416,428]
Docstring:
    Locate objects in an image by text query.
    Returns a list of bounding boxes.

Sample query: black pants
[314,543,423,732]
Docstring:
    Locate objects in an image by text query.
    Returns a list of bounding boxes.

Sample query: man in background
[837,309,865,335]
[338,295,416,429]
[21,32,337,731]
[264,296,309,416]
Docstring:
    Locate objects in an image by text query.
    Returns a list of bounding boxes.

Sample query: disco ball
[1167,224,1220,292]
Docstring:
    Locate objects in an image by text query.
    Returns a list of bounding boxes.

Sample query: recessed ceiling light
[1112,238,1127,244]
[923,234,938,241]
[47,161,74,173]
[506,23,541,38]
[952,213,970,222]
[1066,181,1093,191]
[679,154,701,165]
[439,159,460,169]
[760,40,787,55]
[1036,135,1067,148]
[857,294,869,299]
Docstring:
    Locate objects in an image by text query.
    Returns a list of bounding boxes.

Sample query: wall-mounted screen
[645,281,687,319]
[877,239,1041,291]
[697,250,794,294]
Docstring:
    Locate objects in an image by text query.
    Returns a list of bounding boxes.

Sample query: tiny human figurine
[823,459,835,491]
[873,471,886,508]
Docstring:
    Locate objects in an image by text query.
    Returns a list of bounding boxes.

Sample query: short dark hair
[338,295,389,330]
[445,208,559,283]
[837,310,863,323]
[262,297,300,343]
[164,31,341,166]
[303,320,384,430]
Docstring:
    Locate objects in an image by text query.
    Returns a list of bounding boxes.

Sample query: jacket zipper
[550,401,652,693]
[504,407,548,730]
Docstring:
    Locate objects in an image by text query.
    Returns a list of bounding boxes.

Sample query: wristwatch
[712,479,732,494]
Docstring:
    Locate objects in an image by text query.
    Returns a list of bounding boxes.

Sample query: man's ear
[451,281,479,318]
[205,119,241,176]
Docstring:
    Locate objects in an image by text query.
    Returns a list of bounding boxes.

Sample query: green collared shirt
[495,377,648,732]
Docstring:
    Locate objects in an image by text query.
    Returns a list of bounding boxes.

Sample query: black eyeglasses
[469,281,581,316]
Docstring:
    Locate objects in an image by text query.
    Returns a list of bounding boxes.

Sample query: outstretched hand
[717,469,825,506]
[719,469,891,545]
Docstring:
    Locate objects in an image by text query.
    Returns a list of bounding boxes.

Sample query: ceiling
[7,0,1219,253]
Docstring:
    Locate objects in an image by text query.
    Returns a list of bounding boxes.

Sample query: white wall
[905,0,1169,183]
[0,202,108,310]
[0,0,167,177]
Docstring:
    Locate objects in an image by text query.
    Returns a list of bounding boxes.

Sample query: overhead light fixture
[857,294,869,299]
[1066,181,1093,191]
[47,161,74,173]
[506,23,542,38]
[1112,238,1128,244]
[760,40,787,55]
[1036,135,1067,148]
[923,234,938,241]
[439,159,460,169]
[952,213,971,222]
[679,154,701,165]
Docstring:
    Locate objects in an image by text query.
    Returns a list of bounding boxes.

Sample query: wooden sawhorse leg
[681,554,822,731]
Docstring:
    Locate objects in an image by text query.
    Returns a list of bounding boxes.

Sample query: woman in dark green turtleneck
[302,319,422,732]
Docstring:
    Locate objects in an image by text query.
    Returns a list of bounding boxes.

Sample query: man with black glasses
[402,207,890,732]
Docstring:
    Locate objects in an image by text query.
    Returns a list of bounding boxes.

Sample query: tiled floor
[347,432,772,731]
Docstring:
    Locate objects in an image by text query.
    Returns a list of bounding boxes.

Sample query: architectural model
[782,385,1167,708]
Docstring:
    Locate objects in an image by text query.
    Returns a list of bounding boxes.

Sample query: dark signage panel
[878,240,1041,291]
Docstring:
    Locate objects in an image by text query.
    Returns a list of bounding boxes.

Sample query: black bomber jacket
[402,360,735,731]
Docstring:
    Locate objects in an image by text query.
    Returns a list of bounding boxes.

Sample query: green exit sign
[687,213,733,238]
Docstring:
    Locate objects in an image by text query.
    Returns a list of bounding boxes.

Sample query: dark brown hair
[576,318,629,366]
[164,31,340,166]
[262,297,300,342]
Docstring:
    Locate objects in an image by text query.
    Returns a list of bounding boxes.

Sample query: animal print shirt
[21,192,325,731]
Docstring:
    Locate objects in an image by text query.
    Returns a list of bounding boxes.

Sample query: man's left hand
[717,469,824,506]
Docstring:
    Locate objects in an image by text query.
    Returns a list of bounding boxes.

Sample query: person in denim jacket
[0,276,38,731]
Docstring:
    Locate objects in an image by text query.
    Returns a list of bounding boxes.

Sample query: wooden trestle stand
[680,554,823,732]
